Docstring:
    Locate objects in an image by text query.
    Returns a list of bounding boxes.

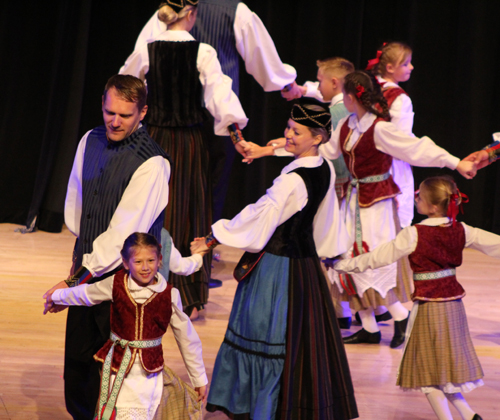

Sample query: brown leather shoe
[343,329,381,344]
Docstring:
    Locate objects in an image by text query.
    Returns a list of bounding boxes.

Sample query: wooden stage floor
[0,223,498,419]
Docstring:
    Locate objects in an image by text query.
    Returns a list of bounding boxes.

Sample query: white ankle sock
[425,389,454,420]
[445,392,475,420]
[387,301,409,322]
[358,308,379,333]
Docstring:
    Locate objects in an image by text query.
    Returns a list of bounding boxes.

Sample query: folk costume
[206,102,358,420]
[119,27,248,314]
[63,125,171,419]
[133,1,297,221]
[377,75,415,228]
[334,216,500,393]
[321,112,462,313]
[52,239,207,420]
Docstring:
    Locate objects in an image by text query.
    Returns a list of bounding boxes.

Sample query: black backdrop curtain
[1,0,500,233]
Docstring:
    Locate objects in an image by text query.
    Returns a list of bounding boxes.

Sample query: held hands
[462,150,490,171]
[190,237,210,256]
[234,140,253,165]
[456,159,477,180]
[241,142,274,163]
[281,81,306,101]
[43,280,68,314]
[195,385,207,404]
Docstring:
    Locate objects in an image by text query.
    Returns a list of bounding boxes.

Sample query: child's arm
[334,226,417,273]
[462,222,500,258]
[44,277,113,314]
[169,288,208,396]
[169,238,204,276]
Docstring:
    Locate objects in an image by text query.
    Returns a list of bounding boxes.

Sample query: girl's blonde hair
[420,175,461,216]
[373,42,412,77]
[158,3,196,25]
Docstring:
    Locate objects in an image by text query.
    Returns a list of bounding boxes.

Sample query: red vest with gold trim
[340,117,401,207]
[409,223,466,301]
[94,269,173,374]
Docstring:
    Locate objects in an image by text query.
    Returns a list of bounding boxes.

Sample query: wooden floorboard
[0,223,498,419]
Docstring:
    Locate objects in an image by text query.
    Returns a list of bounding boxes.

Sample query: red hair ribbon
[355,85,365,99]
[447,190,469,226]
[366,50,383,71]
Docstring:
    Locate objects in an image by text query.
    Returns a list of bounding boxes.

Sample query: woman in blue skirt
[192,98,358,420]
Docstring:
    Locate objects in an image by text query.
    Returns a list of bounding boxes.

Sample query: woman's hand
[266,137,286,149]
[462,149,490,170]
[242,142,274,163]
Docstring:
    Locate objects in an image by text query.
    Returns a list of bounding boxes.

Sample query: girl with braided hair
[335,175,495,420]
[321,70,476,347]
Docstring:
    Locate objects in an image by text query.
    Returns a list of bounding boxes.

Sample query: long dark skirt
[148,124,211,311]
[207,254,358,420]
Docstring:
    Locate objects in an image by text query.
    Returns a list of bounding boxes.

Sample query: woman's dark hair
[120,232,161,261]
[344,71,390,120]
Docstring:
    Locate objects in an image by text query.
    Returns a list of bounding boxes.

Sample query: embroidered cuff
[228,123,244,145]
[64,266,93,287]
[205,232,220,250]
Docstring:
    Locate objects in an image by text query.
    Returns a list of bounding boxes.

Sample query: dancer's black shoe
[390,313,410,348]
[343,329,381,344]
[337,317,352,329]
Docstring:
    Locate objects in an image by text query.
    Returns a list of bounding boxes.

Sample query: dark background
[2,0,500,234]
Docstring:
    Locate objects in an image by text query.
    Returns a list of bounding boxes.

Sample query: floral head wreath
[447,189,469,226]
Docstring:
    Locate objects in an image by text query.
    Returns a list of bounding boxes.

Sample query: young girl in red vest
[321,70,475,348]
[335,175,493,420]
[44,232,208,420]
[367,41,415,229]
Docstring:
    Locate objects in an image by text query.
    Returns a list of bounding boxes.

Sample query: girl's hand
[190,238,209,256]
[456,160,477,179]
[195,385,207,404]
[43,280,69,314]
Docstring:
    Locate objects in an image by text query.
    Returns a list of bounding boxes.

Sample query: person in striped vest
[43,74,171,420]
[335,175,492,420]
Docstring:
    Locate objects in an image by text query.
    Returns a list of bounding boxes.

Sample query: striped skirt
[148,125,211,311]
[206,254,358,420]
[397,299,483,390]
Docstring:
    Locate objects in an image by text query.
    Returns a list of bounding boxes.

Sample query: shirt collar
[417,217,451,226]
[281,155,323,175]
[330,93,344,108]
[156,30,195,42]
[127,272,167,293]
[347,112,376,133]
[377,75,398,89]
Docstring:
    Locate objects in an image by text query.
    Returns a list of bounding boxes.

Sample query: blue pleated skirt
[207,253,289,419]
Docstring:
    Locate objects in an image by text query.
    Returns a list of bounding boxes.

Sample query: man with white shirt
[43,74,171,420]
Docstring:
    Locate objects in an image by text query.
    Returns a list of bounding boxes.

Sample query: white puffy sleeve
[389,94,414,136]
[212,172,308,252]
[169,288,208,388]
[168,238,203,276]
[462,222,500,258]
[234,3,296,91]
[52,276,114,306]
[374,122,460,169]
[334,226,417,273]
[197,43,248,135]
[64,131,90,237]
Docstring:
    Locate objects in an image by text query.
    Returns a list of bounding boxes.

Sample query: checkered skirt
[397,299,483,389]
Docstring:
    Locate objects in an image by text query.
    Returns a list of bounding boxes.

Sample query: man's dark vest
[75,126,169,275]
[191,0,240,94]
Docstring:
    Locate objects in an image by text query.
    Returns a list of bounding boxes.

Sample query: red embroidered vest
[409,223,466,301]
[94,269,173,373]
[340,117,401,207]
